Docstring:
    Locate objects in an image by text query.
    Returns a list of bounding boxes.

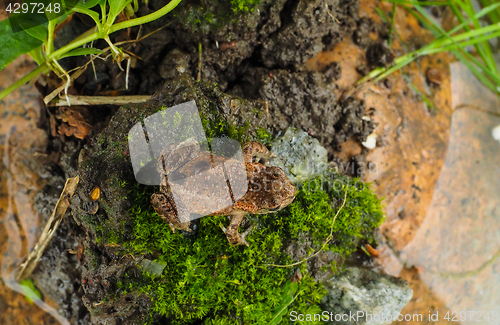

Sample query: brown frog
[150,139,296,246]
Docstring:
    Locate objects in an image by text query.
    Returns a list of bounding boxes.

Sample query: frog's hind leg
[220,212,253,246]
[242,142,276,163]
[151,192,191,233]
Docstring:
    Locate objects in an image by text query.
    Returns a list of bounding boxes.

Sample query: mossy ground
[230,0,261,12]
[174,0,262,35]
[117,171,383,324]
[69,72,384,324]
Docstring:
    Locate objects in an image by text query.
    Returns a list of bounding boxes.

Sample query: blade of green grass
[386,0,450,5]
[406,3,500,89]
[375,7,390,23]
[452,0,498,74]
[479,0,500,24]
[370,26,500,84]
[389,3,397,45]
[370,1,500,93]
[409,81,437,112]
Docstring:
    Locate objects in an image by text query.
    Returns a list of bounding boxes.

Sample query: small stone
[362,133,377,149]
[269,127,328,183]
[321,267,413,325]
[426,68,443,85]
[492,125,500,142]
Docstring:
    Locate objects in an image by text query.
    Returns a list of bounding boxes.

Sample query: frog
[150,139,297,246]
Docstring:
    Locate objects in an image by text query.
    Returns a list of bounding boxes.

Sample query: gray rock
[269,127,328,183]
[321,267,413,325]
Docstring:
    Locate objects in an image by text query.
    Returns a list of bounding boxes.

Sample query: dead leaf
[426,68,443,85]
[49,114,57,137]
[91,187,100,201]
[17,176,79,281]
[90,201,99,215]
[55,106,92,139]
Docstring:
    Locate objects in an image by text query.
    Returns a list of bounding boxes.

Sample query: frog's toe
[220,224,253,246]
[239,225,254,246]
[219,224,236,244]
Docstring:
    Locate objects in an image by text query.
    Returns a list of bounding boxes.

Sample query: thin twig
[126,56,131,90]
[51,59,72,106]
[325,2,341,24]
[50,95,151,106]
[262,186,349,268]
[113,22,172,47]
[44,66,87,105]
[16,177,79,281]
[44,23,171,106]
[197,42,202,82]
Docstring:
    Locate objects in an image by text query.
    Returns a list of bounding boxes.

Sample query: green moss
[123,171,384,324]
[86,246,102,273]
[173,0,261,39]
[288,173,384,256]
[255,127,273,145]
[199,105,267,145]
[230,0,261,12]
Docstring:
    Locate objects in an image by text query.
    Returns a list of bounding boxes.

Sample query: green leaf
[57,10,72,24]
[63,0,102,29]
[71,7,101,28]
[24,24,49,43]
[269,281,299,325]
[0,19,43,71]
[28,46,45,65]
[9,8,48,33]
[43,0,63,22]
[19,279,42,304]
[59,47,103,58]
[107,0,133,26]
[67,0,103,10]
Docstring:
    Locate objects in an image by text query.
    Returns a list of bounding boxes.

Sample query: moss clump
[230,0,261,12]
[174,0,261,35]
[155,101,271,147]
[288,173,384,256]
[125,172,384,324]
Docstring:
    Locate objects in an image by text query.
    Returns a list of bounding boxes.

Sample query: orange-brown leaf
[55,106,92,139]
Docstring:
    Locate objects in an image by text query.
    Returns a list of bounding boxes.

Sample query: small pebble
[492,125,500,142]
[362,133,377,149]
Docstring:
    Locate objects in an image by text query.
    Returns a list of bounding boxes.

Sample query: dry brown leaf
[90,201,99,215]
[55,106,92,139]
[49,113,57,137]
[91,187,101,201]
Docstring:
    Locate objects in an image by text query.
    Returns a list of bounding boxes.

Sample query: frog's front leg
[220,212,253,246]
[242,142,276,163]
[151,191,191,232]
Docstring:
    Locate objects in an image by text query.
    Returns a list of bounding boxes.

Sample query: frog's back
[169,151,249,216]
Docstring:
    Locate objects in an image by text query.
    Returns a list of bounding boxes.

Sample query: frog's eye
[269,205,281,212]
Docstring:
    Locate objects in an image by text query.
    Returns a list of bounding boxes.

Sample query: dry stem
[16,176,79,281]
[50,95,150,106]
